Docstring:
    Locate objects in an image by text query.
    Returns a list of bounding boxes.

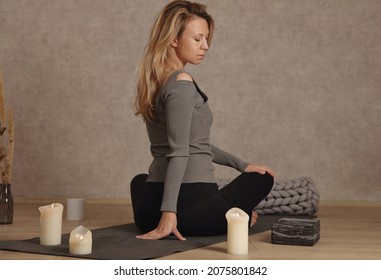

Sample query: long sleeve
[160,81,199,212]
[211,144,249,173]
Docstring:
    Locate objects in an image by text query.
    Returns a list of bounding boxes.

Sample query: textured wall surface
[0,0,380,201]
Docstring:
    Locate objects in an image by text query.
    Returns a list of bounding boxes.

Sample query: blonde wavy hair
[135,0,214,122]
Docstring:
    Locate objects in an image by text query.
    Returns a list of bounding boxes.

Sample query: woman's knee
[263,172,274,193]
[263,172,274,187]
[130,174,148,203]
[130,174,148,189]
[242,172,274,192]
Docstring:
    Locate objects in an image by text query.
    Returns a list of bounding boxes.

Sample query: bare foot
[250,211,258,227]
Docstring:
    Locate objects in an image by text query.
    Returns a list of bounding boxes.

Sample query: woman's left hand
[136,211,186,241]
[244,164,275,177]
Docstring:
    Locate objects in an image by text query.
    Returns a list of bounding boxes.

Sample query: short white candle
[69,225,92,255]
[39,203,64,246]
[225,207,249,255]
[66,198,84,221]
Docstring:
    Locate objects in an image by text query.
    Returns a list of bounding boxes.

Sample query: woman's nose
[201,39,209,51]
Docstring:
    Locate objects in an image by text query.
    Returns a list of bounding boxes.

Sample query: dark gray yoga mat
[0,215,307,259]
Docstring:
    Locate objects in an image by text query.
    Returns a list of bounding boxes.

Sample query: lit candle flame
[75,233,84,240]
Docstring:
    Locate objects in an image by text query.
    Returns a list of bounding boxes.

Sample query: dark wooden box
[271,217,320,246]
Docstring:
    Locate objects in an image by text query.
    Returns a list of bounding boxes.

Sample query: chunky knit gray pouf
[217,176,319,215]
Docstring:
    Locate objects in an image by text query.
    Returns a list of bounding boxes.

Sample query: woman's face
[172,17,209,67]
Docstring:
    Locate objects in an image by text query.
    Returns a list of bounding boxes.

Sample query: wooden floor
[0,201,380,260]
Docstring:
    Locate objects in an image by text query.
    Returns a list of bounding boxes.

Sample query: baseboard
[13,197,381,207]
[14,197,132,205]
[319,200,381,207]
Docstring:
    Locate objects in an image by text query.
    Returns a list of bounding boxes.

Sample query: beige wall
[0,0,380,201]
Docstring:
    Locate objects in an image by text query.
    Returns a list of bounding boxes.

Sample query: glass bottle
[0,184,14,224]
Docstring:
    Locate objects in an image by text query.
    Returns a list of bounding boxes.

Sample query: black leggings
[130,172,274,236]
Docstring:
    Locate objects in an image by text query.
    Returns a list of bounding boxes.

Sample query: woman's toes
[250,211,258,227]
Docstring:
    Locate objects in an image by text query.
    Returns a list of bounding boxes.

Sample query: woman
[132,0,274,240]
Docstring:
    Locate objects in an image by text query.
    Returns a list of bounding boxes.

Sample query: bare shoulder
[176,72,193,82]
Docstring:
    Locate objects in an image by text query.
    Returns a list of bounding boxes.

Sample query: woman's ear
[171,38,179,48]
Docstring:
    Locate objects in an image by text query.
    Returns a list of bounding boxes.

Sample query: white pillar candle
[39,203,64,246]
[69,225,92,255]
[225,207,249,255]
[66,198,84,221]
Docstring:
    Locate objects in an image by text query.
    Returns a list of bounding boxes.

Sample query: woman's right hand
[244,164,275,177]
[136,211,186,241]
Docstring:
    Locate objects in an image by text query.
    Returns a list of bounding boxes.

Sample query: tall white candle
[225,207,249,255]
[69,225,92,255]
[39,203,64,246]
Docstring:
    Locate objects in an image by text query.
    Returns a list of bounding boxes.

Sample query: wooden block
[271,217,320,246]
